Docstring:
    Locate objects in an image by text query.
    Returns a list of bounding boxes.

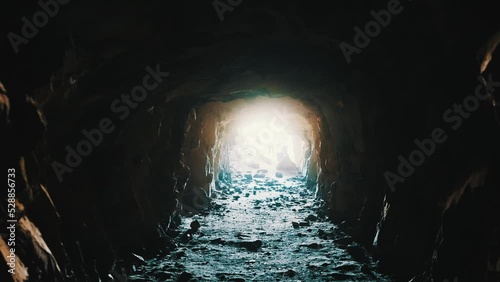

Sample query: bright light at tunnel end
[226,98,312,178]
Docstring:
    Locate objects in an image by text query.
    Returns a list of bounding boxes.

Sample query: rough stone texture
[1,0,500,281]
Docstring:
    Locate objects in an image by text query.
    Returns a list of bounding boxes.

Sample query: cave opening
[155,95,384,281]
[178,95,323,216]
[221,97,314,185]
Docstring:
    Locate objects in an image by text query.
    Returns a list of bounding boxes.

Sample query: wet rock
[237,240,262,251]
[292,222,299,229]
[174,251,186,259]
[302,242,322,249]
[299,221,310,227]
[333,236,353,245]
[334,263,358,271]
[306,214,318,221]
[244,174,253,180]
[131,253,146,265]
[190,220,201,231]
[361,263,371,274]
[283,269,296,277]
[177,271,193,282]
[318,229,326,238]
[329,273,354,280]
[155,272,173,280]
[210,238,225,245]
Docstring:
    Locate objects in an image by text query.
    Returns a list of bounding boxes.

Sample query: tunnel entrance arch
[178,95,324,212]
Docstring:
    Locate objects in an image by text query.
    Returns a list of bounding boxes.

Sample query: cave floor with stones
[129,173,390,282]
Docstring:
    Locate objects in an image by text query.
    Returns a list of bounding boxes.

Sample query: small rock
[131,253,146,265]
[334,263,358,271]
[306,214,318,221]
[361,264,371,274]
[275,172,283,178]
[173,251,186,259]
[177,271,193,282]
[283,269,296,277]
[299,221,310,227]
[333,237,353,245]
[303,242,322,249]
[190,220,201,231]
[210,238,225,245]
[292,222,299,229]
[238,240,262,251]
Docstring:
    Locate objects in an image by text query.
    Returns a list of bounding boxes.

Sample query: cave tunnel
[1,0,500,281]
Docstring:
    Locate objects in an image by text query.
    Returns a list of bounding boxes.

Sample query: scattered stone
[292,222,299,229]
[173,251,186,259]
[131,253,146,265]
[283,269,296,277]
[334,263,358,271]
[275,172,283,178]
[237,240,262,251]
[210,238,225,245]
[299,221,310,227]
[190,220,201,231]
[253,173,265,178]
[306,214,318,221]
[155,272,173,280]
[333,237,353,245]
[361,263,371,274]
[177,271,193,282]
[244,174,252,180]
[302,242,322,249]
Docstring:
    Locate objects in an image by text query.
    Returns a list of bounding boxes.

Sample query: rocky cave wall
[1,0,500,281]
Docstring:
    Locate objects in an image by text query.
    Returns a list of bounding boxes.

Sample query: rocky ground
[129,172,391,281]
